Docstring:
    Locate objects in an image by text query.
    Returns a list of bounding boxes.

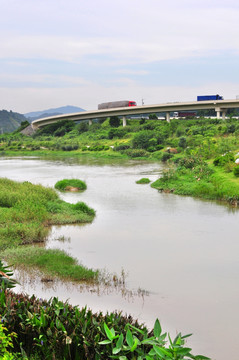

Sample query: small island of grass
[136,177,151,184]
[55,178,87,192]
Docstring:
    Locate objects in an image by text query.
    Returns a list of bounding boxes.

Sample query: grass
[55,178,87,191]
[2,246,98,282]
[0,178,95,250]
[136,177,151,184]
[151,163,239,204]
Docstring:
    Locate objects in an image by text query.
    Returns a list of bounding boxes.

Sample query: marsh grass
[3,246,98,282]
[136,177,151,184]
[55,178,87,191]
[0,178,95,250]
[152,163,239,204]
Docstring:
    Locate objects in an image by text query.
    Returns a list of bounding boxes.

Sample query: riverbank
[0,156,236,360]
[151,156,239,205]
[2,115,239,204]
[0,177,98,283]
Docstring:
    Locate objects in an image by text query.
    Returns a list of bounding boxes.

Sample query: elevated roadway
[31,99,239,129]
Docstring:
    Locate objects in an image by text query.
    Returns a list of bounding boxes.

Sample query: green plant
[54,179,87,191]
[0,260,17,289]
[0,179,95,250]
[136,178,151,184]
[109,116,120,128]
[0,321,17,358]
[99,318,210,360]
[233,166,239,177]
[213,152,234,166]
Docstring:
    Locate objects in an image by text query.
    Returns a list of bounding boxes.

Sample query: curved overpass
[31,99,239,129]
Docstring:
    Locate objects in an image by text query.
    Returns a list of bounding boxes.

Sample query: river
[1,156,239,360]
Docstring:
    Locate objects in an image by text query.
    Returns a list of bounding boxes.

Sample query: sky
[1,0,239,113]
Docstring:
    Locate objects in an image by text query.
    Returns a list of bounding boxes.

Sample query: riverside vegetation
[0,178,97,283]
[1,115,239,204]
[0,265,210,359]
[1,114,238,358]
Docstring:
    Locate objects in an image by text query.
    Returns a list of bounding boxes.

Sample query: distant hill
[25,105,85,121]
[0,110,27,133]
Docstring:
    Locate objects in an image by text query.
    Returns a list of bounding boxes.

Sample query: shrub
[108,128,127,139]
[124,149,148,158]
[114,144,131,152]
[178,157,201,169]
[233,166,239,177]
[132,130,157,149]
[77,122,89,133]
[109,116,120,127]
[0,322,17,358]
[178,136,187,148]
[213,152,235,166]
[36,120,75,137]
[161,152,173,162]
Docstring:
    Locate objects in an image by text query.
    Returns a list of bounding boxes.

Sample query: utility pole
[142,98,144,105]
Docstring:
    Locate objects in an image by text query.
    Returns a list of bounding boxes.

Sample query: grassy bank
[0,177,95,250]
[2,247,98,282]
[2,115,239,204]
[0,178,97,283]
[151,157,239,205]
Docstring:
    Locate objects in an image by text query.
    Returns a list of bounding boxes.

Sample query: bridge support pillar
[122,116,127,127]
[215,107,221,120]
[222,109,226,120]
[166,112,170,123]
[89,119,93,126]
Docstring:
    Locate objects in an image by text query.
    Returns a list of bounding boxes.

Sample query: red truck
[98,100,137,110]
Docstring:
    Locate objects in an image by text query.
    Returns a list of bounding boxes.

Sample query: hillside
[0,110,27,133]
[25,105,85,121]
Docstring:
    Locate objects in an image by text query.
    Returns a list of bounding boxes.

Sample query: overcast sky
[1,0,239,113]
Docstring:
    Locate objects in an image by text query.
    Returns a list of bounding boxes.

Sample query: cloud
[1,0,239,112]
[0,80,237,114]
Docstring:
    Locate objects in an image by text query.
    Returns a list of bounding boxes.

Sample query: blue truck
[197,94,223,101]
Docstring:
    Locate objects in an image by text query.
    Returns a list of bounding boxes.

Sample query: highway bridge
[31,99,239,129]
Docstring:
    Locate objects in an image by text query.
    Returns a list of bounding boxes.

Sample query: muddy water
[1,156,239,360]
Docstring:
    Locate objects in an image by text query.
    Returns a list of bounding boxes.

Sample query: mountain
[25,105,85,121]
[0,110,27,133]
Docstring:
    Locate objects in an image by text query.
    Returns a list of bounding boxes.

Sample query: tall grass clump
[136,177,151,184]
[55,179,87,191]
[2,247,98,282]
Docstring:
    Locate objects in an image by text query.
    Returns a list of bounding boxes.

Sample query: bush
[178,136,187,148]
[178,157,201,169]
[161,152,173,162]
[77,122,89,134]
[108,128,127,139]
[124,149,148,158]
[36,120,75,137]
[109,116,120,127]
[233,166,239,177]
[114,144,131,152]
[132,130,157,149]
[213,152,235,166]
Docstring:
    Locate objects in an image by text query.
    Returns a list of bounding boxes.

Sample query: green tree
[109,116,120,128]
